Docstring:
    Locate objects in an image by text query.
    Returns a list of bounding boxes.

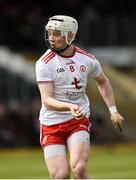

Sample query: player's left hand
[111,112,124,131]
[74,109,85,120]
[69,104,85,120]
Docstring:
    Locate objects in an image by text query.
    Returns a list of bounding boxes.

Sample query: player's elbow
[43,97,53,110]
[99,75,110,86]
[103,76,110,86]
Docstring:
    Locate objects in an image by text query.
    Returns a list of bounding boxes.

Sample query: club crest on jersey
[80,65,86,72]
[57,67,65,73]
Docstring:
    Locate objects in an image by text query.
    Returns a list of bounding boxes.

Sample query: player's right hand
[69,104,84,120]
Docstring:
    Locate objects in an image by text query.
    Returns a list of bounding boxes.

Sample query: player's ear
[67,32,74,42]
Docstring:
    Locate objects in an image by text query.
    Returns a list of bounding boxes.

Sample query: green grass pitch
[0,144,136,179]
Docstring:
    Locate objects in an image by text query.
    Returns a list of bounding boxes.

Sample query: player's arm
[94,71,124,128]
[37,82,84,119]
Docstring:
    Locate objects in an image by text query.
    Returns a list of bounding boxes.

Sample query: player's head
[45,15,78,53]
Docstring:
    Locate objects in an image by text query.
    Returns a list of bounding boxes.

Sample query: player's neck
[59,45,75,57]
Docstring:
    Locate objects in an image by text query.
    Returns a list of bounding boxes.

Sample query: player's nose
[49,34,55,41]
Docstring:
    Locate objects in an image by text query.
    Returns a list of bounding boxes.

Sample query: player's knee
[50,168,70,179]
[72,162,86,178]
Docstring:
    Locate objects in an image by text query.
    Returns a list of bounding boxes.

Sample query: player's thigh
[69,142,90,165]
[67,131,90,166]
[46,155,70,178]
[43,145,69,177]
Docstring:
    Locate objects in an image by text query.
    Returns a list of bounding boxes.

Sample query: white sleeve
[89,59,102,77]
[35,60,52,82]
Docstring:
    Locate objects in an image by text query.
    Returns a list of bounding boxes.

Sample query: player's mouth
[50,43,55,48]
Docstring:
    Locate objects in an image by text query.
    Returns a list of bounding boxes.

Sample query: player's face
[47,30,67,49]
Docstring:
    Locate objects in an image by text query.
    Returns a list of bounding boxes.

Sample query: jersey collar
[58,46,76,58]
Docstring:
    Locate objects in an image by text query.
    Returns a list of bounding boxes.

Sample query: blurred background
[0,0,136,178]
